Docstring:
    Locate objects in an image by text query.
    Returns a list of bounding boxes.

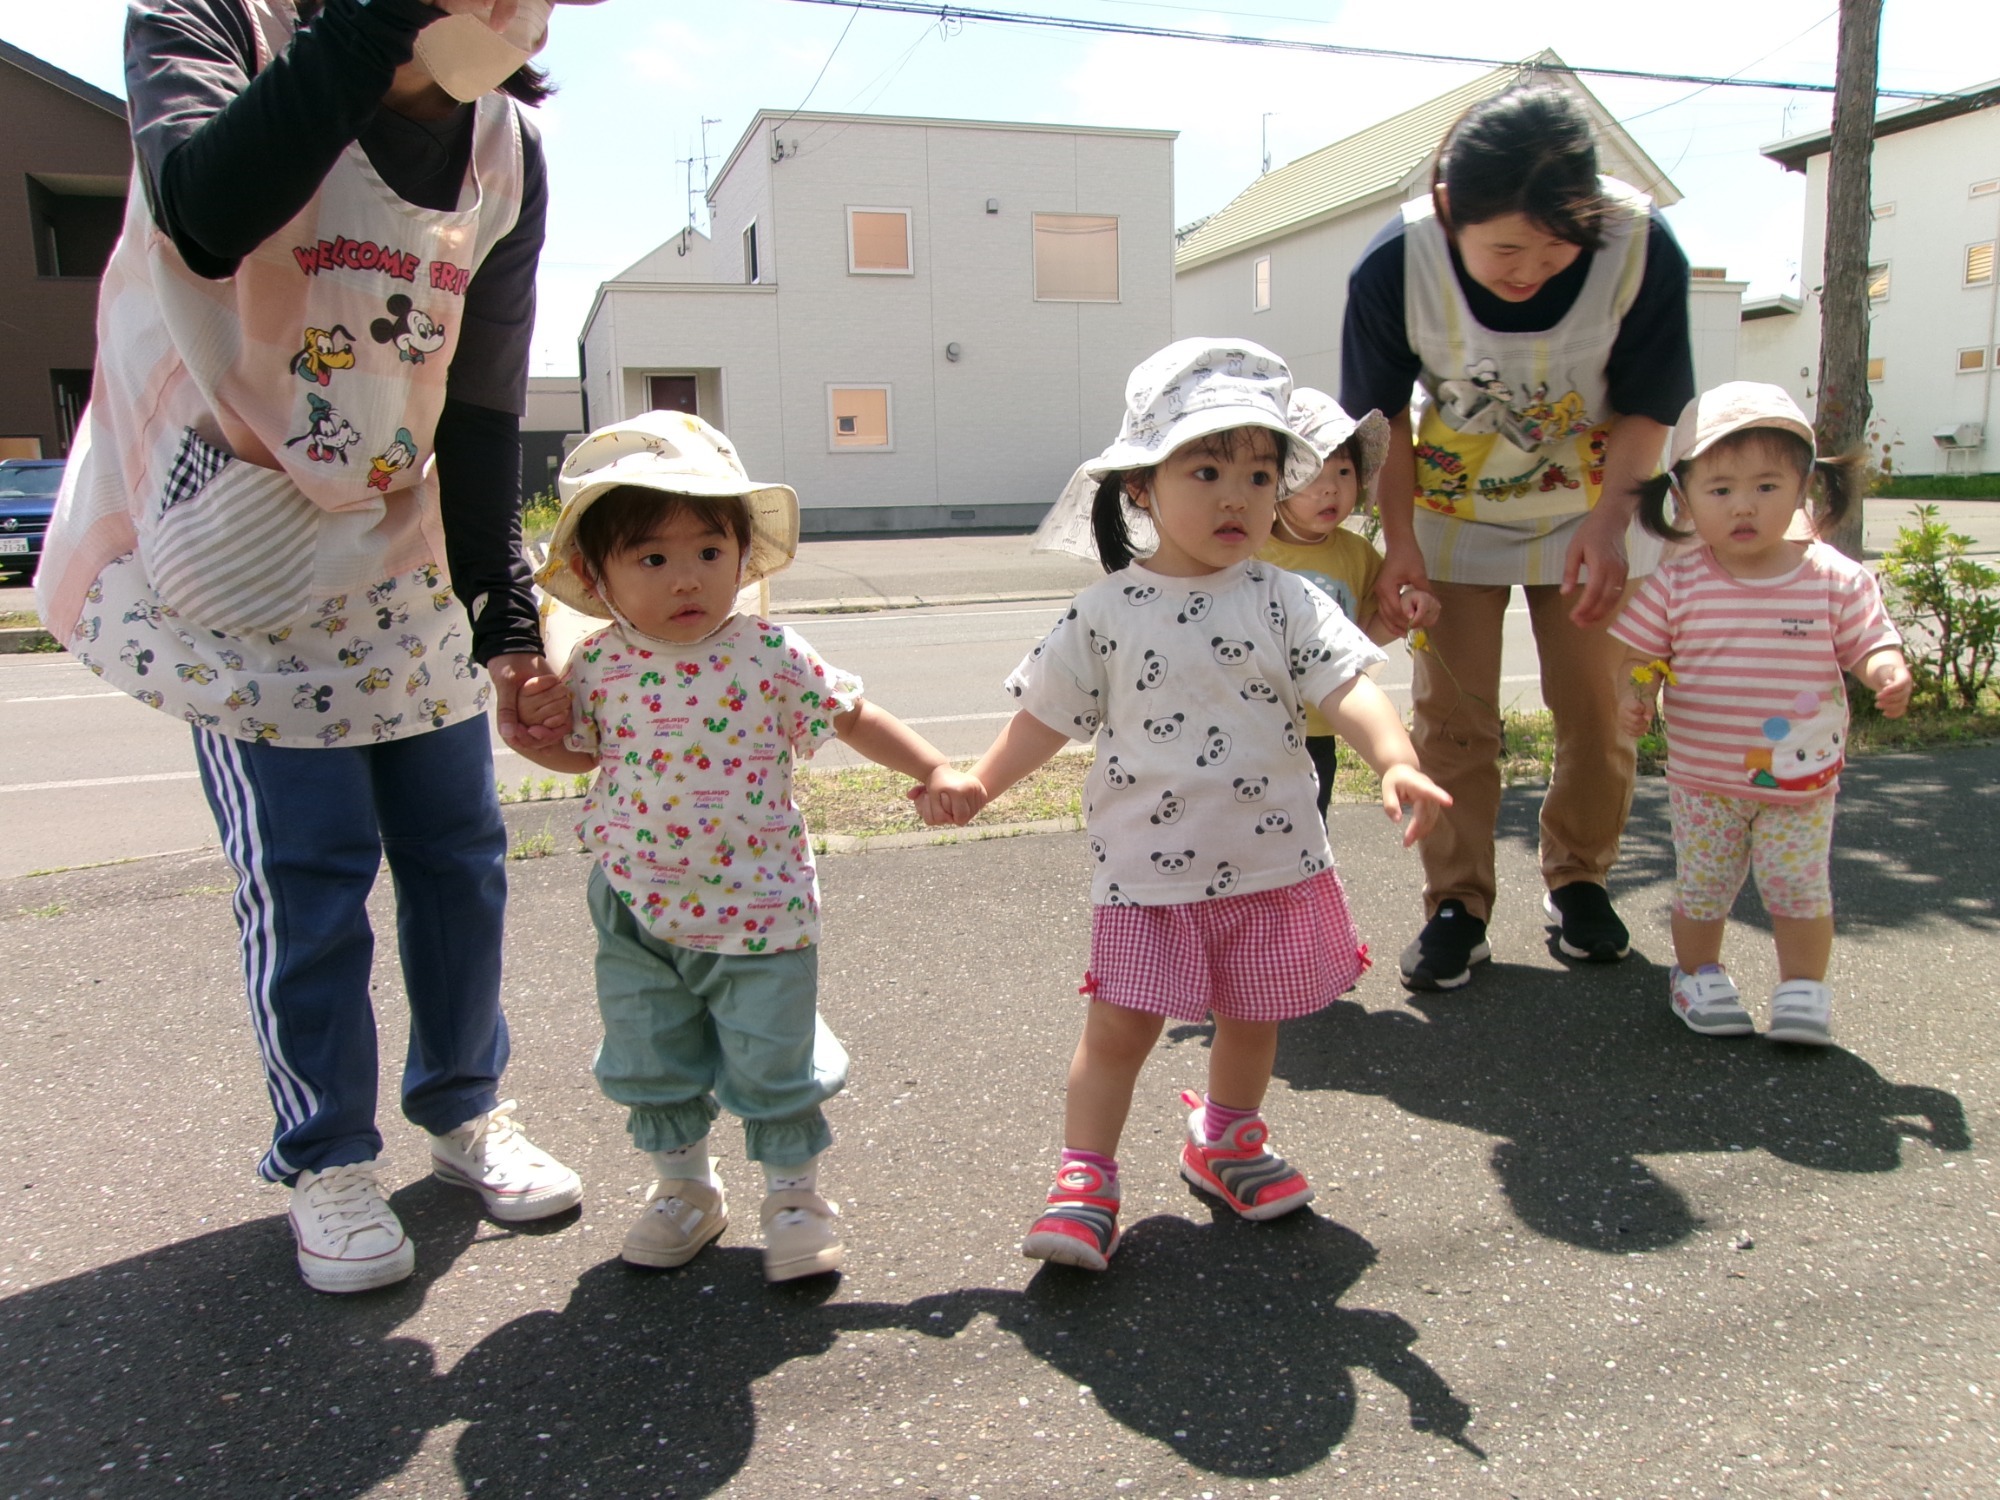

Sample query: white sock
[650,1140,714,1186]
[763,1154,824,1226]
[763,1154,820,1196]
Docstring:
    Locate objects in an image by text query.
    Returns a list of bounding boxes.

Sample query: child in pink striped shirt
[1611,383,1911,1047]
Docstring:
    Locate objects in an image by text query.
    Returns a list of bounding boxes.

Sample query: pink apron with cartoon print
[38,0,525,746]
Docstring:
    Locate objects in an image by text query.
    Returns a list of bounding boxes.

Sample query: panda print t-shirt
[1008,558,1386,907]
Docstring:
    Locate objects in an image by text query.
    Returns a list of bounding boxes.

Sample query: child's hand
[516,674,573,739]
[1379,763,1451,847]
[1865,650,1914,719]
[906,767,987,827]
[1617,689,1656,739]
[1403,587,1443,630]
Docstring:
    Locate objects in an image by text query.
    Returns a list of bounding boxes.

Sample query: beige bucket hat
[534,410,798,620]
[1287,388,1390,493]
[1666,381,1817,471]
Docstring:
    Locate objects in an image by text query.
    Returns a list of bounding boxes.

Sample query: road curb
[0,625,58,654]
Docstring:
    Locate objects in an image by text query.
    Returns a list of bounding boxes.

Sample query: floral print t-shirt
[566,614,862,954]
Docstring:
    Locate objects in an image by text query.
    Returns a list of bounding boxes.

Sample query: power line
[772,0,1947,101]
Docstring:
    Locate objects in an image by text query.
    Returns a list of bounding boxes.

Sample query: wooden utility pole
[1814,0,1883,561]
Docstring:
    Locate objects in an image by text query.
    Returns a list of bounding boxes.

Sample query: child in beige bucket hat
[515,410,981,1282]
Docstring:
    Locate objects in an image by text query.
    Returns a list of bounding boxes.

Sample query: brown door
[648,375,698,416]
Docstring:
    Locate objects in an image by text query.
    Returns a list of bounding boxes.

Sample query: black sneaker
[1398,899,1492,991]
[1543,883,1631,963]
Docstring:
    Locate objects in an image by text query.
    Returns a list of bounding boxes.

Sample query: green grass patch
[0,609,41,629]
[1877,474,2000,501]
[798,754,1088,839]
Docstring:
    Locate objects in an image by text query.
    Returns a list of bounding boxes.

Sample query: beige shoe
[621,1177,727,1269]
[760,1188,843,1282]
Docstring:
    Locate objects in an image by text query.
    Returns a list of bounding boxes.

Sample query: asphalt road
[2,745,1994,1497]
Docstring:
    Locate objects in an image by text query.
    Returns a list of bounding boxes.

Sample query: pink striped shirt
[1610,542,1901,805]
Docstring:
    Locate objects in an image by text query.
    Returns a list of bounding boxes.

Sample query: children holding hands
[1612,383,1911,1046]
[949,339,1450,1271]
[513,412,979,1281]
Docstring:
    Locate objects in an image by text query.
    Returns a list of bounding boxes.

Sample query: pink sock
[1059,1147,1118,1191]
[1202,1096,1259,1144]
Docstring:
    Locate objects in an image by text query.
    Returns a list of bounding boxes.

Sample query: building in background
[1171,53,1735,400]
[1741,79,2000,476]
[579,109,1176,532]
[0,39,130,460]
[521,375,582,498]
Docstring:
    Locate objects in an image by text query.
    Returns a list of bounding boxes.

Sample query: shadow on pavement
[906,1208,1480,1476]
[4,1192,1477,1492]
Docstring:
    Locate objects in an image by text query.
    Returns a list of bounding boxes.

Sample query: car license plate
[0,537,29,554]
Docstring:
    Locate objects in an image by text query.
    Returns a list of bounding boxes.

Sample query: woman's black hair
[295,0,556,104]
[1636,429,1863,542]
[1089,427,1291,573]
[1431,84,1608,251]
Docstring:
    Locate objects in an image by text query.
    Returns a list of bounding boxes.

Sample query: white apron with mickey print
[37,0,524,747]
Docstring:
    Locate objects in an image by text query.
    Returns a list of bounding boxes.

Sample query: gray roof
[1174,50,1679,273]
[1763,78,2000,172]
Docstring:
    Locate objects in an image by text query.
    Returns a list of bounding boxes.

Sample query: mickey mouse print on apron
[56,0,527,748]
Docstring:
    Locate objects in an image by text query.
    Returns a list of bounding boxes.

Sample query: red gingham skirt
[1084,869,1367,1023]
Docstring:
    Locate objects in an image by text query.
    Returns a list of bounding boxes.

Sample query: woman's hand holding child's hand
[1863,648,1914,719]
[1403,587,1443,631]
[1378,764,1451,848]
[514,673,573,742]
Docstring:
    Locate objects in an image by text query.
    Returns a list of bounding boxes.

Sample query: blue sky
[3,0,1992,375]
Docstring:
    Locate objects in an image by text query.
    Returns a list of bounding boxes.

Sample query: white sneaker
[289,1161,415,1294]
[1766,979,1833,1046]
[1669,965,1754,1037]
[430,1100,583,1222]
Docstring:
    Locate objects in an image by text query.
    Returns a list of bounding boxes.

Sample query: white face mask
[412,2,555,103]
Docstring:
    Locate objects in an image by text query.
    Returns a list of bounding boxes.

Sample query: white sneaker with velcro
[1669,965,1754,1037]
[1766,979,1834,1046]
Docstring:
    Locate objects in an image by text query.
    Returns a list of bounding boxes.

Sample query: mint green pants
[587,868,847,1166]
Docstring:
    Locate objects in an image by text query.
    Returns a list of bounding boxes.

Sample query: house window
[743,222,760,283]
[1865,261,1890,302]
[1959,348,1988,373]
[648,375,698,415]
[1872,201,1896,218]
[847,208,912,274]
[1253,254,1271,312]
[1968,242,1996,287]
[27,176,125,279]
[828,385,891,451]
[1971,179,1999,198]
[1033,213,1120,302]
[1867,357,1885,383]
[50,369,92,453]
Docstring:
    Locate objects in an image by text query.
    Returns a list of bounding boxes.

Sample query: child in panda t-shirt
[929,339,1449,1273]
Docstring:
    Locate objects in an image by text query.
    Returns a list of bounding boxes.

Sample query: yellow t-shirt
[1256,526,1383,736]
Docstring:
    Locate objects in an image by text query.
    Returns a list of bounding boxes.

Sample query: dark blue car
[0,459,64,581]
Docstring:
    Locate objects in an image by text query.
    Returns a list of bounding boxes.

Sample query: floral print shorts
[1668,784,1835,922]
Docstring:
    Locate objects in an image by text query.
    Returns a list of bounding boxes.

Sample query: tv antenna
[1261,112,1276,175]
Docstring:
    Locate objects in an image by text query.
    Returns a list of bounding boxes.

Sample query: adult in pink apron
[36,0,601,1293]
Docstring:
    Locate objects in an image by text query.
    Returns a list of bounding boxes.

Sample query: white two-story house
[1741,79,2000,476]
[578,109,1176,531]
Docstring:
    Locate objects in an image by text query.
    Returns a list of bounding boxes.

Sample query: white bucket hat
[1666,381,1817,471]
[535,410,799,620]
[1029,337,1320,564]
[1287,388,1390,495]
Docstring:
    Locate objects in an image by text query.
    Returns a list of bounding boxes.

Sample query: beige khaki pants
[1410,580,1637,921]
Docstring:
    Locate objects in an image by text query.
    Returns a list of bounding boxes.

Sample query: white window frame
[1031,212,1121,303]
[1872,201,1896,218]
[1866,356,1886,383]
[1971,179,1999,198]
[846,206,913,276]
[1253,254,1272,312]
[1958,347,1988,374]
[1866,260,1890,302]
[743,220,759,284]
[826,383,894,453]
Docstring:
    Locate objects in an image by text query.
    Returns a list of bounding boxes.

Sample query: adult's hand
[486,651,566,748]
[1559,502,1631,628]
[1372,536,1434,634]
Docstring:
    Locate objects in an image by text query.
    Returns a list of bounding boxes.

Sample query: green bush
[1878,503,2000,710]
[521,487,561,545]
